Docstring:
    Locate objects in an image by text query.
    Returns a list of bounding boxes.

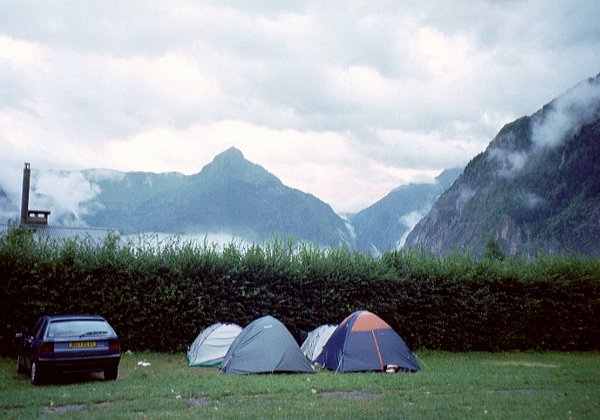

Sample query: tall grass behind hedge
[1,227,599,355]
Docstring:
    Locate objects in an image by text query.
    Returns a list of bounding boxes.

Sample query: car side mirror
[15,332,23,339]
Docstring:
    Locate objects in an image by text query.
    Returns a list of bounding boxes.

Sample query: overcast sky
[1,1,599,213]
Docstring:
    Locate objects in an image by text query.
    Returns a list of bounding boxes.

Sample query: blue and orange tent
[315,310,420,372]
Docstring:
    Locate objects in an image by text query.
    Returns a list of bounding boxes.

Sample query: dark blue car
[16,314,121,385]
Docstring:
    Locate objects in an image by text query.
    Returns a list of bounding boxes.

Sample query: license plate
[68,341,97,348]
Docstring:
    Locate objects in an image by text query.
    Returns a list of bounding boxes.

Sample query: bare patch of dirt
[488,361,560,368]
[486,388,555,395]
[44,403,86,414]
[189,397,211,407]
[42,400,115,415]
[321,391,384,400]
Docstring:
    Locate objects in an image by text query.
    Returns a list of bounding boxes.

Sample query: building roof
[0,224,116,243]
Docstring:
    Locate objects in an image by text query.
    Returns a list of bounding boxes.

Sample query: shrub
[1,228,599,355]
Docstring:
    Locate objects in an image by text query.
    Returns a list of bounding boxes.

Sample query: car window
[46,320,114,338]
[33,319,47,339]
[31,318,43,337]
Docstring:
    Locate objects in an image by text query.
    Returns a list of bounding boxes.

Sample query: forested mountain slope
[404,74,600,257]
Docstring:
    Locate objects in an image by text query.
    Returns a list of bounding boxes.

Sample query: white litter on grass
[137,361,151,367]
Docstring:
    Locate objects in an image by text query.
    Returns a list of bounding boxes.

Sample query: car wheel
[104,366,118,381]
[30,362,43,385]
[16,355,26,374]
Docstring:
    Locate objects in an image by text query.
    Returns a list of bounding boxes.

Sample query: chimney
[20,163,30,226]
[20,163,51,226]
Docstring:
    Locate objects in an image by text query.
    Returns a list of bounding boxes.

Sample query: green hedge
[1,228,599,355]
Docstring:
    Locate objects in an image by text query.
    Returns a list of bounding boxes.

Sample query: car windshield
[46,320,113,338]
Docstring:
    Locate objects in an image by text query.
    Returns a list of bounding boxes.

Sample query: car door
[24,318,46,369]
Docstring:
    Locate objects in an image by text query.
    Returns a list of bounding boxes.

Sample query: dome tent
[300,324,337,362]
[315,310,419,373]
[187,323,242,367]
[220,315,315,375]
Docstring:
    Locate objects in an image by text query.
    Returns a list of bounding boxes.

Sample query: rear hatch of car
[42,318,120,361]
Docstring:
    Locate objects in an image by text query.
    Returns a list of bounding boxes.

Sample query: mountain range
[2,74,599,258]
[0,147,455,252]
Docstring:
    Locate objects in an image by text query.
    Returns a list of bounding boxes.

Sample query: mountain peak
[205,147,250,171]
[199,146,280,186]
[216,146,245,161]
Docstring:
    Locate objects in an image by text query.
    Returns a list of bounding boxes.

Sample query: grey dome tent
[301,324,337,362]
[220,315,315,375]
[187,323,242,367]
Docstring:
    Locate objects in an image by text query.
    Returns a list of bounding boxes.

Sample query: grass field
[1,351,599,419]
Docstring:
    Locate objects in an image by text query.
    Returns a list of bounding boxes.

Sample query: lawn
[1,351,599,419]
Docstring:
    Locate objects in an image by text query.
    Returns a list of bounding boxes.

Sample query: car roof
[41,314,107,322]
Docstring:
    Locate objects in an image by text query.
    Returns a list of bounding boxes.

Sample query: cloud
[100,122,424,212]
[532,77,600,149]
[488,147,528,178]
[121,231,253,252]
[489,76,600,178]
[0,163,20,223]
[519,192,546,209]
[1,1,600,215]
[30,170,102,226]
[398,210,427,248]
[456,186,475,215]
[370,127,484,170]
